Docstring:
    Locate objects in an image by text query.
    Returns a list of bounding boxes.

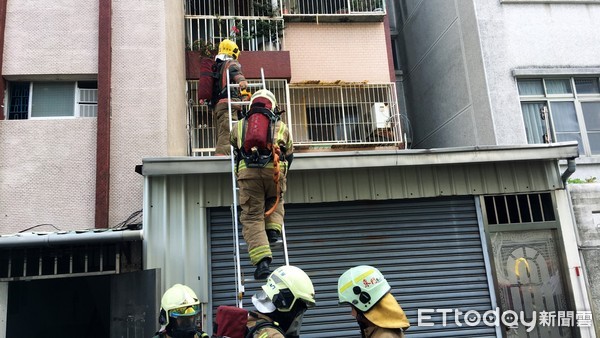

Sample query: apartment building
[0,0,596,337]
[390,1,600,336]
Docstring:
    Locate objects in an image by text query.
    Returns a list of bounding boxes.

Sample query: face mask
[167,316,197,338]
[284,310,306,337]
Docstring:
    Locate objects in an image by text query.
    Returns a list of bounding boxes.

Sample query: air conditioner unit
[371,102,390,129]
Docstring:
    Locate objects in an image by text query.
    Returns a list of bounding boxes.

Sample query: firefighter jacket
[246,311,285,338]
[213,56,246,105]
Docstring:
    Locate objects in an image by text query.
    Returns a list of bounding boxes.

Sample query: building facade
[0,0,597,337]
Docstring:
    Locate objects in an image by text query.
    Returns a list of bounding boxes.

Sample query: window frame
[7,81,98,120]
[517,76,600,156]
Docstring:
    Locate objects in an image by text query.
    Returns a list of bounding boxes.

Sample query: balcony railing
[186,81,403,156]
[287,83,402,149]
[185,16,284,52]
[185,0,282,17]
[282,0,386,15]
[185,0,284,52]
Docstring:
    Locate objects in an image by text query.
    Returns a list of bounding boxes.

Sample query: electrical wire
[111,209,143,230]
[18,223,62,233]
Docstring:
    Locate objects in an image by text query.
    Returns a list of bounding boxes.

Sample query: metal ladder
[226,68,290,308]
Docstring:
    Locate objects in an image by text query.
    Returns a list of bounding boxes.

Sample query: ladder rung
[229,83,264,88]
[192,147,216,153]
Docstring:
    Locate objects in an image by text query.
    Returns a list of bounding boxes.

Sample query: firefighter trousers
[237,168,287,265]
[213,101,240,155]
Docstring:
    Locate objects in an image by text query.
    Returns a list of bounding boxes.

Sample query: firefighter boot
[254,257,272,280]
[267,229,280,243]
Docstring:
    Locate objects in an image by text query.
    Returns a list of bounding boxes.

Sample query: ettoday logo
[418,308,593,332]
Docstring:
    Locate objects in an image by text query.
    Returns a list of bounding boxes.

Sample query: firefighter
[213,38,248,155]
[230,89,293,280]
[153,284,208,338]
[248,265,316,338]
[337,265,410,338]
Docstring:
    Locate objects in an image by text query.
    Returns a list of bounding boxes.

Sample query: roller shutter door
[209,197,497,337]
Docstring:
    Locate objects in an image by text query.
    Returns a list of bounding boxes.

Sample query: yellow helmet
[261,265,316,312]
[218,39,240,59]
[159,284,200,327]
[250,89,277,111]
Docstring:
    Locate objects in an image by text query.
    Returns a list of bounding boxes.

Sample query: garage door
[209,196,497,337]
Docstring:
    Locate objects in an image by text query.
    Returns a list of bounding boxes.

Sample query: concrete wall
[109,0,183,227]
[568,183,600,336]
[0,1,187,232]
[473,2,600,146]
[398,0,495,149]
[284,22,391,83]
[0,119,97,233]
[3,0,98,76]
[0,1,98,233]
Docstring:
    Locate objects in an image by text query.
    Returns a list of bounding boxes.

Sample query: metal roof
[140,141,579,176]
[0,228,143,248]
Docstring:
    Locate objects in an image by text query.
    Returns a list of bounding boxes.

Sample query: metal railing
[186,79,288,156]
[186,81,404,156]
[287,83,402,147]
[185,0,282,17]
[281,0,386,15]
[185,0,284,52]
[185,16,284,52]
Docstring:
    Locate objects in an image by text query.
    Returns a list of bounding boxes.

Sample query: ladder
[225,68,290,308]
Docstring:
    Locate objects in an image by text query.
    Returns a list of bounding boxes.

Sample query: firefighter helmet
[218,39,240,59]
[261,265,316,312]
[250,89,277,111]
[159,284,200,327]
[337,265,390,312]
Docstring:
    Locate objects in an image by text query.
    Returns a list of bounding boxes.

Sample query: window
[518,77,600,156]
[7,81,98,120]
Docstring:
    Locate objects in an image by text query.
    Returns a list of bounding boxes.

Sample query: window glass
[521,102,547,144]
[517,79,544,95]
[31,82,75,118]
[550,101,579,132]
[582,102,600,154]
[574,78,600,94]
[545,79,572,95]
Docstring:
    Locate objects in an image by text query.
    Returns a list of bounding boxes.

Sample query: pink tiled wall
[284,22,391,83]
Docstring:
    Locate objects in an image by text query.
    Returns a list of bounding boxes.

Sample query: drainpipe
[95,0,112,228]
[561,158,576,185]
[0,0,7,120]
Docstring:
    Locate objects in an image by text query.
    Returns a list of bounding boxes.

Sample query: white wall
[473,2,600,146]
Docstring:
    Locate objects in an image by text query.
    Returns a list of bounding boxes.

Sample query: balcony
[282,0,386,23]
[186,80,404,156]
[185,0,285,52]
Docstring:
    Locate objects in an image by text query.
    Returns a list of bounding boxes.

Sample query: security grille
[483,193,555,225]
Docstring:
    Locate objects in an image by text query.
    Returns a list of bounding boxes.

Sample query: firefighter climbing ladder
[225,68,290,308]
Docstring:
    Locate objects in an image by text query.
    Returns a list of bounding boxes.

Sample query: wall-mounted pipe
[561,158,577,185]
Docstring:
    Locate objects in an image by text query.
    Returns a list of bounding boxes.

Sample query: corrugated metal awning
[140,141,579,176]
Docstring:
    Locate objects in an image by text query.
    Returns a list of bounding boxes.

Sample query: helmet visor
[170,304,200,318]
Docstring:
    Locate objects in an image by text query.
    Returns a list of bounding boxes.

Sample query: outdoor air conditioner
[371,102,390,130]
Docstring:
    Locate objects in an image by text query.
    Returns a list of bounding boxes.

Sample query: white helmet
[159,284,200,327]
[250,89,277,111]
[261,265,316,312]
[338,265,390,312]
